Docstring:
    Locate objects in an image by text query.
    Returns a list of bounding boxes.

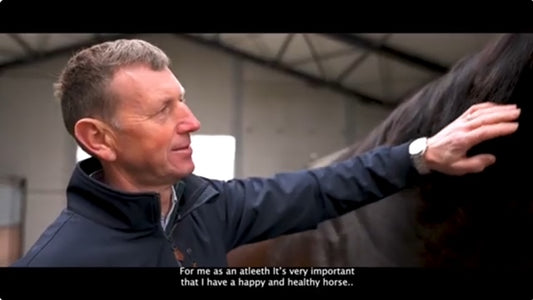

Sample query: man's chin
[171,162,195,179]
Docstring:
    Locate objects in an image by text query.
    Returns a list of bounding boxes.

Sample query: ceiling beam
[8,34,38,57]
[0,34,134,72]
[177,34,394,107]
[324,34,449,74]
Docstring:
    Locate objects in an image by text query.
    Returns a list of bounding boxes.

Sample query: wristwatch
[408,137,431,175]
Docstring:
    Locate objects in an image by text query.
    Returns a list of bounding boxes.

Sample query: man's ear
[74,118,117,162]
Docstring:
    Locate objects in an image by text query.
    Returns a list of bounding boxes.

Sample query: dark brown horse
[228,33,533,268]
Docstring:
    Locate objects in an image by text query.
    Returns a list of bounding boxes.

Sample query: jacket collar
[67,157,218,231]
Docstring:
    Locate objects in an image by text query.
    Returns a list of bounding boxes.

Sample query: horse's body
[228,34,533,268]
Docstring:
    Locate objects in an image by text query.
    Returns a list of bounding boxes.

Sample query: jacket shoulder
[11,211,74,266]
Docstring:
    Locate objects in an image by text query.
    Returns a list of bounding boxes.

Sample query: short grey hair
[54,39,171,137]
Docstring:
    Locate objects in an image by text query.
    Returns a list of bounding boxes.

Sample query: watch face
[409,137,430,174]
[409,138,427,155]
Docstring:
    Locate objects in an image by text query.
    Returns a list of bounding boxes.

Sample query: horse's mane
[340,34,533,157]
[228,34,533,269]
[335,33,533,268]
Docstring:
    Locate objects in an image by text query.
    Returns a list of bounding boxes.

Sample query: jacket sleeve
[218,142,421,250]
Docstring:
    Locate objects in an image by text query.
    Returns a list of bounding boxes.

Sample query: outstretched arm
[218,102,520,249]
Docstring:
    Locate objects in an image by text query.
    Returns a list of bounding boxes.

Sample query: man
[12,39,520,267]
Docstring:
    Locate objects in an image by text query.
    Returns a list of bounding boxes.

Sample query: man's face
[107,64,201,188]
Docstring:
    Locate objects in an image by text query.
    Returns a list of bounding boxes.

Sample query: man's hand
[425,102,520,175]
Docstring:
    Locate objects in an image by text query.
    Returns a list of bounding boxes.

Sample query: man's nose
[177,104,201,133]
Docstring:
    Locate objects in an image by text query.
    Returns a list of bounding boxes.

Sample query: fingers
[461,102,501,118]
[467,106,521,128]
[460,104,520,148]
[452,154,496,175]
[465,103,519,119]
[465,122,519,147]
[464,102,516,113]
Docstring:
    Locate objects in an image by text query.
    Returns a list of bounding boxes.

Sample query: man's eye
[160,105,171,114]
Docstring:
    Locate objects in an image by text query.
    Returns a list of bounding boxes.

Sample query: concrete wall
[0,34,393,254]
